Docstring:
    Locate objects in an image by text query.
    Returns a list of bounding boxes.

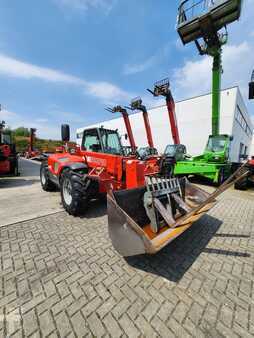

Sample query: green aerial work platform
[174,0,243,184]
[177,0,242,45]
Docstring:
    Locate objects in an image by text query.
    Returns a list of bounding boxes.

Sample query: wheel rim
[41,168,46,185]
[63,178,72,205]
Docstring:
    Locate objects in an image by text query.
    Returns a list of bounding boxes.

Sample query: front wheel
[60,170,89,216]
[40,162,55,191]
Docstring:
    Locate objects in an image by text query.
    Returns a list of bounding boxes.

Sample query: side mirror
[61,124,70,142]
[125,133,128,140]
[230,136,234,141]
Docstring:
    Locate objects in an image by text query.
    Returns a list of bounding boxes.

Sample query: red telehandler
[126,97,158,160]
[40,109,161,216]
[24,128,41,159]
[147,78,187,175]
[0,121,19,176]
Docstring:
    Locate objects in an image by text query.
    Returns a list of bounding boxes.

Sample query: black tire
[9,158,19,176]
[60,170,89,216]
[216,168,226,186]
[40,162,55,191]
[234,178,248,191]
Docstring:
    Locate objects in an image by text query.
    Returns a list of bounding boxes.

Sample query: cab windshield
[206,136,227,152]
[164,145,177,156]
[100,129,123,155]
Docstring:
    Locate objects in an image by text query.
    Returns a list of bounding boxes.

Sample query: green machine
[174,0,242,184]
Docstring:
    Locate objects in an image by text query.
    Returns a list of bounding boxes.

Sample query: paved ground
[0,159,62,227]
[0,160,254,337]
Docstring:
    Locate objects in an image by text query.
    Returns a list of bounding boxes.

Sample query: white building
[77,87,253,163]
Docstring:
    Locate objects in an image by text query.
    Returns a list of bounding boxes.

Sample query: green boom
[212,50,222,136]
[174,0,242,184]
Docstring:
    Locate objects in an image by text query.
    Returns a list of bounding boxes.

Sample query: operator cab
[204,134,231,161]
[138,147,158,160]
[81,127,124,156]
[164,144,187,161]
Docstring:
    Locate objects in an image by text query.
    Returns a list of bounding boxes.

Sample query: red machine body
[41,123,160,215]
[24,128,40,158]
[0,121,18,176]
[0,145,12,174]
[234,157,254,190]
[47,145,160,193]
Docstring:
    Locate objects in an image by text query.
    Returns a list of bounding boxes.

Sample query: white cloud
[85,81,132,102]
[35,118,49,124]
[52,0,116,13]
[0,109,18,121]
[0,53,131,104]
[173,42,253,101]
[123,56,157,76]
[123,43,172,76]
[0,54,83,85]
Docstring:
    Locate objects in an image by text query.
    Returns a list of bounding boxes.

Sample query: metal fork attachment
[144,176,190,233]
[147,78,170,97]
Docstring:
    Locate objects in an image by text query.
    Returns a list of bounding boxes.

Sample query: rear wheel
[40,162,55,191]
[60,170,89,216]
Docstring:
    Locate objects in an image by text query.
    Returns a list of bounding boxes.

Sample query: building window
[239,142,244,161]
[244,146,248,155]
[236,106,253,137]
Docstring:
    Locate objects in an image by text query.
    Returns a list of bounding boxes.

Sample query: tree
[13,127,30,137]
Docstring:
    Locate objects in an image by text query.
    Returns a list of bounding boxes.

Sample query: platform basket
[177,0,242,45]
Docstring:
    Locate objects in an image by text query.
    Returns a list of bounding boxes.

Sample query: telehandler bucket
[107,163,249,257]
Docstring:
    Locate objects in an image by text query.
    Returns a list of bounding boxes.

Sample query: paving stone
[87,312,105,337]
[22,308,38,337]
[103,313,123,338]
[0,188,253,336]
[119,313,140,338]
[55,311,72,337]
[151,315,175,337]
[38,310,55,337]
[70,311,89,337]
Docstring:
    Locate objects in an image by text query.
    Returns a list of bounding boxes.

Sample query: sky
[0,0,253,140]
